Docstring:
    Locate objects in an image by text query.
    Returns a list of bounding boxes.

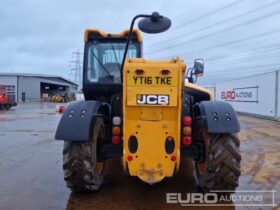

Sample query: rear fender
[194,101,240,133]
[55,101,110,141]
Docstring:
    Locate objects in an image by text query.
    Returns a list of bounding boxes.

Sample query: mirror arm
[194,75,198,83]
[186,67,192,77]
[185,67,194,83]
[121,14,153,82]
[190,68,195,79]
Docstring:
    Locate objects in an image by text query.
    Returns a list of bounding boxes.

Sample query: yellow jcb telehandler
[55,12,241,193]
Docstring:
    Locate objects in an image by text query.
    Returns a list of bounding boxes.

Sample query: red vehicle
[0,85,17,110]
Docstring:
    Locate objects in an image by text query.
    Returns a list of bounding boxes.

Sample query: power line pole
[71,50,82,91]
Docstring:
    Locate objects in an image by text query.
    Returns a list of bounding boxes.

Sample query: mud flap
[55,101,105,141]
[194,101,240,133]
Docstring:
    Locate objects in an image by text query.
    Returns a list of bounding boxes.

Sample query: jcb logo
[136,94,169,105]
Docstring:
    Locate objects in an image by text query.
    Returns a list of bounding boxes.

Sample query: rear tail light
[112,127,121,135]
[182,116,192,145]
[182,136,192,145]
[183,116,192,126]
[112,136,121,144]
[112,116,122,144]
[183,126,192,136]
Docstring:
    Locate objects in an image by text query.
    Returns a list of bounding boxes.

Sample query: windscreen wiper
[110,41,121,71]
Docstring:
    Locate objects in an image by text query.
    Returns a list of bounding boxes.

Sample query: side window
[87,47,100,82]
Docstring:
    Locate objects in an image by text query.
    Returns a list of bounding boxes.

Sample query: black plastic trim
[55,101,109,141]
[194,101,240,134]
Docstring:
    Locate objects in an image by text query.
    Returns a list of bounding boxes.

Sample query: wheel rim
[96,162,104,174]
[197,163,206,175]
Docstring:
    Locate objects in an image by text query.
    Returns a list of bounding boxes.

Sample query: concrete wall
[0,75,18,101]
[216,71,277,118]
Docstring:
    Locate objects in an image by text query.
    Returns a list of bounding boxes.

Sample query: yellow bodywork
[84,29,143,42]
[123,58,186,184]
[184,81,213,101]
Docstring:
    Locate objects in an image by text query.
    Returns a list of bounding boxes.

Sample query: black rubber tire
[63,117,106,192]
[195,121,241,193]
[2,104,8,110]
[5,104,11,110]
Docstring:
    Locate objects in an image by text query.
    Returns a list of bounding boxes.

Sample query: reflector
[171,155,176,161]
[127,155,133,161]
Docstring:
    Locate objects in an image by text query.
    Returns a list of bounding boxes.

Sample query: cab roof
[84,29,142,43]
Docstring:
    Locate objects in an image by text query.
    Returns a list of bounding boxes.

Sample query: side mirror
[193,59,204,77]
[138,12,171,34]
[121,12,172,75]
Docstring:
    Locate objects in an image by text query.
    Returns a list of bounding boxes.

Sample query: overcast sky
[1,0,280,85]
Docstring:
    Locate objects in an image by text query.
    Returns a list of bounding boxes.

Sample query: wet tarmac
[0,103,279,210]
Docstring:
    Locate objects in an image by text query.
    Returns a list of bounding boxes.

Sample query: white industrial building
[215,70,280,120]
[0,73,78,102]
